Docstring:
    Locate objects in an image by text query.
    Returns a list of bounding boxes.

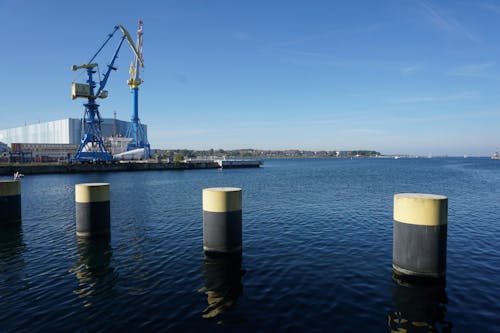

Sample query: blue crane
[71,25,143,162]
[125,20,150,159]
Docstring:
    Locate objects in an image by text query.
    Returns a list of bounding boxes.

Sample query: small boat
[13,171,24,180]
[492,150,500,160]
[214,158,262,168]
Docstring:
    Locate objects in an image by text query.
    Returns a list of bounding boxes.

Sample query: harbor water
[1,158,499,332]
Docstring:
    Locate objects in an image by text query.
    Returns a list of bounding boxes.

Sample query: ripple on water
[1,159,500,331]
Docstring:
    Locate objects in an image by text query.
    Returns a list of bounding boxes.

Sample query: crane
[125,20,150,159]
[71,24,143,162]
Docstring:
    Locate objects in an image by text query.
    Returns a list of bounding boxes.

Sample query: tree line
[154,149,381,160]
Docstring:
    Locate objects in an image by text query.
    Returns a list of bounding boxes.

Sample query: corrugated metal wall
[0,118,147,145]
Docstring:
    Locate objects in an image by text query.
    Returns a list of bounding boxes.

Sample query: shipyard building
[0,118,146,145]
[0,118,147,162]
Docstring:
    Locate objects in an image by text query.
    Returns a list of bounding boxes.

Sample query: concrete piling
[0,180,21,225]
[202,187,242,255]
[393,193,448,280]
[75,183,110,238]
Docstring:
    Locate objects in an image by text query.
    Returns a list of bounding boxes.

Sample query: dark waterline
[1,158,499,332]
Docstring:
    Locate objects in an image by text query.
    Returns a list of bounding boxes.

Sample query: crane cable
[71,68,86,84]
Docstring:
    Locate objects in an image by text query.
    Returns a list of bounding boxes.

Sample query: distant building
[0,118,147,145]
[0,141,8,162]
[10,143,78,162]
[0,141,8,153]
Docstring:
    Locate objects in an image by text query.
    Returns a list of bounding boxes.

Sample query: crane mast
[125,20,150,159]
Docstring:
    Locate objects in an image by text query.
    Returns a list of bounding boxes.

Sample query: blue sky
[1,0,500,155]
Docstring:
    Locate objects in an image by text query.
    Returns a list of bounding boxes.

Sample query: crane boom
[95,35,126,97]
[118,25,144,67]
[87,26,119,65]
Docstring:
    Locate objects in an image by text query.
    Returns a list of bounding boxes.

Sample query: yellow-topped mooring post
[0,180,21,225]
[202,187,242,255]
[75,183,110,238]
[393,193,448,280]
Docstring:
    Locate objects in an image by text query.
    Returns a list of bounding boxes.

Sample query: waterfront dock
[214,159,262,168]
[0,159,262,176]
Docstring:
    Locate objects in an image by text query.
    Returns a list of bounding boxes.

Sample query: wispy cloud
[478,3,500,14]
[232,30,252,41]
[270,30,338,49]
[416,0,453,31]
[395,91,478,104]
[400,64,423,75]
[260,24,382,67]
[272,24,382,49]
[263,48,346,67]
[449,63,494,77]
[415,0,478,42]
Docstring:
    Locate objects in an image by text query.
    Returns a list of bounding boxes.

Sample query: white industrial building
[0,118,147,145]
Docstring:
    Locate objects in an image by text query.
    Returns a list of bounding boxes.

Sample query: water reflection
[69,237,116,307]
[199,254,244,319]
[388,276,452,332]
[0,224,25,281]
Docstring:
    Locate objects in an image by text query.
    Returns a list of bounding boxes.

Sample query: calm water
[1,158,499,332]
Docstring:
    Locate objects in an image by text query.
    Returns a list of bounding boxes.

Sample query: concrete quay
[0,161,221,176]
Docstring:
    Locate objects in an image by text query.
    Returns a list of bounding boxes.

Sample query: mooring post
[75,183,110,238]
[0,180,21,225]
[393,193,448,280]
[202,187,242,255]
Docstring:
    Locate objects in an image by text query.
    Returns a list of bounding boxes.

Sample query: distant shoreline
[153,149,489,159]
[154,149,381,160]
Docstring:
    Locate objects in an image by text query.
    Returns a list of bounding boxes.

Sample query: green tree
[174,154,184,163]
